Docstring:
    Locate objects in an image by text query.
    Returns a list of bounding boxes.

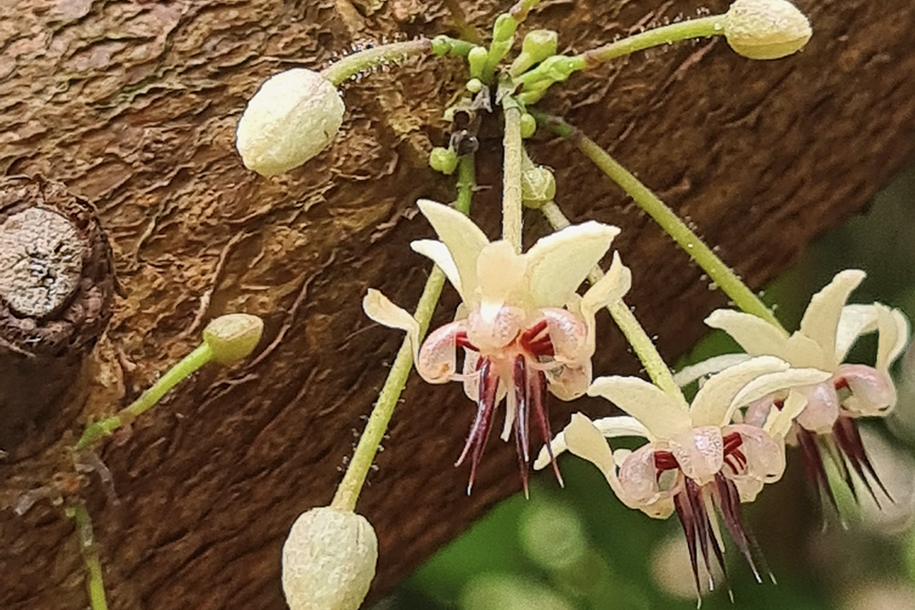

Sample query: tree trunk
[1,0,914,608]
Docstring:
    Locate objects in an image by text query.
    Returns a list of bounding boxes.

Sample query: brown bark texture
[1,0,914,609]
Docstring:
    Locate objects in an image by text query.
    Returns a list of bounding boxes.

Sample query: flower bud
[510,29,559,76]
[521,165,556,208]
[468,46,489,79]
[236,69,345,176]
[203,314,264,365]
[429,147,459,175]
[724,0,812,60]
[282,507,378,610]
[519,113,537,139]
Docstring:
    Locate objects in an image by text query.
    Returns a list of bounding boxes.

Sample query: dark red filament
[454,322,561,494]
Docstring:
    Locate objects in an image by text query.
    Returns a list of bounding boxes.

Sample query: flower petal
[581,252,631,316]
[763,389,807,438]
[728,367,832,423]
[835,304,879,363]
[673,353,753,387]
[705,309,791,357]
[476,240,527,317]
[689,355,790,427]
[411,239,463,299]
[533,414,648,469]
[588,376,690,440]
[523,221,620,308]
[362,289,420,361]
[875,303,910,371]
[416,199,490,305]
[798,269,866,355]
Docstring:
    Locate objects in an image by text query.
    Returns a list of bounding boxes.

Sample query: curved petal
[410,240,463,299]
[579,253,631,356]
[416,199,489,305]
[689,356,790,427]
[673,353,753,388]
[476,240,527,317]
[546,361,592,401]
[875,303,910,371]
[782,332,834,370]
[798,269,866,354]
[533,414,648,469]
[523,221,620,308]
[763,389,807,438]
[728,367,832,423]
[588,376,690,440]
[705,309,791,358]
[835,304,879,363]
[363,289,420,361]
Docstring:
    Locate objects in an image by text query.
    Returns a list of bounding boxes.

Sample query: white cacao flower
[724,0,812,60]
[282,507,378,610]
[236,69,345,176]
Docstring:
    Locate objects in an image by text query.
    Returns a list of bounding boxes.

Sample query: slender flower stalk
[66,500,108,610]
[74,315,263,451]
[331,266,447,511]
[321,38,460,85]
[534,112,783,330]
[502,96,525,252]
[541,201,682,400]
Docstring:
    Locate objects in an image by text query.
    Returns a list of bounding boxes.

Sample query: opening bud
[282,507,378,610]
[203,314,264,365]
[236,69,345,176]
[725,0,812,60]
[521,166,556,208]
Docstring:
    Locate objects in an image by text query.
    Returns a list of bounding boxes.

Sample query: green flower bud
[236,69,345,176]
[521,166,556,208]
[520,113,537,139]
[724,0,812,60]
[203,314,264,365]
[468,46,489,79]
[466,78,483,93]
[429,147,459,175]
[510,29,560,76]
[492,14,518,43]
[282,507,378,610]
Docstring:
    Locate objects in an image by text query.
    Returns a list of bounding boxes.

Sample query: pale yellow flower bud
[724,0,812,60]
[236,69,345,176]
[203,313,263,365]
[282,507,378,610]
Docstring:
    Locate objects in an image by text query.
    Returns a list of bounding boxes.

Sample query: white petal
[728,367,832,423]
[875,303,910,371]
[763,389,807,438]
[798,269,866,354]
[783,332,834,370]
[673,353,753,387]
[689,355,791,427]
[523,221,620,308]
[476,240,527,313]
[834,304,879,362]
[416,199,489,305]
[411,240,463,299]
[362,289,420,361]
[587,376,690,440]
[536,413,614,476]
[705,309,791,357]
[533,414,647,469]
[581,252,632,316]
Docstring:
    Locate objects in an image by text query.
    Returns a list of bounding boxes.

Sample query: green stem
[331,267,448,512]
[514,15,726,91]
[331,155,477,512]
[541,202,683,400]
[67,501,108,610]
[321,39,446,86]
[536,113,784,331]
[578,15,725,67]
[502,98,524,252]
[455,154,476,215]
[75,344,214,451]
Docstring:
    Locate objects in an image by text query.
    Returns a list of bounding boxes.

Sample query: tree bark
[1,0,914,609]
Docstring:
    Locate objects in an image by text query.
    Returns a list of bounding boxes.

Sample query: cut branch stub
[0,176,115,457]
